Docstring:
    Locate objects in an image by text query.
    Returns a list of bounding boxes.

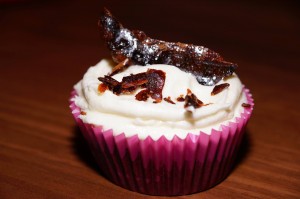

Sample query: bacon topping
[146,69,165,102]
[122,72,148,88]
[98,83,108,93]
[184,89,204,109]
[98,69,166,102]
[176,94,185,102]
[110,58,132,76]
[164,96,175,104]
[135,89,149,101]
[99,8,237,86]
[242,103,251,108]
[211,83,230,96]
[98,75,122,94]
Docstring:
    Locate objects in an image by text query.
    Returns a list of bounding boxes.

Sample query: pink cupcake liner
[69,88,254,196]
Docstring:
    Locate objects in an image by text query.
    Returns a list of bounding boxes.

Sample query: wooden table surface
[1,0,299,198]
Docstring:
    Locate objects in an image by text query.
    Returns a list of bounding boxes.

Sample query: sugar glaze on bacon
[99,8,237,86]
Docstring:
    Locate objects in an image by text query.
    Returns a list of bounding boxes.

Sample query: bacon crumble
[184,89,204,109]
[164,96,175,104]
[110,58,132,76]
[146,69,165,102]
[122,72,148,88]
[135,89,149,101]
[176,94,185,102]
[242,103,251,108]
[98,83,108,93]
[98,69,166,102]
[211,83,230,96]
[98,75,122,94]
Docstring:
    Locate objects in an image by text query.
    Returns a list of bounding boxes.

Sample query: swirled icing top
[73,59,247,140]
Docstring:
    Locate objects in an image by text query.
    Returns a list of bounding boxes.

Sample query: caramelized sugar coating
[99,8,237,86]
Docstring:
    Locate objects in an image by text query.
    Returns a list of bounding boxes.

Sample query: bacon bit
[146,69,165,102]
[242,103,251,108]
[135,89,149,101]
[164,96,175,104]
[98,83,108,93]
[211,83,230,96]
[98,75,122,94]
[80,111,87,115]
[153,100,160,104]
[110,58,132,76]
[122,72,147,88]
[184,89,204,109]
[98,75,120,87]
[98,69,166,102]
[176,94,185,102]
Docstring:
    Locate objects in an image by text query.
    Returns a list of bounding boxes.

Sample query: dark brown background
[0,0,299,198]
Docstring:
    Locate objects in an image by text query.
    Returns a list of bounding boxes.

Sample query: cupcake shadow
[231,129,252,172]
[71,126,103,175]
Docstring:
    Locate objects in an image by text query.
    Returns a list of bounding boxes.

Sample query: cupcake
[70,8,253,196]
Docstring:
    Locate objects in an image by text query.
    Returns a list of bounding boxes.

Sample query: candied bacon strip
[99,8,237,86]
[184,89,204,109]
[211,83,230,96]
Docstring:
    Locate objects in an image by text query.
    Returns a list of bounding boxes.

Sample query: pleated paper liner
[69,88,253,196]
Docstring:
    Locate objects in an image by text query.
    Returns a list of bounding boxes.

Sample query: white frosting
[73,59,247,140]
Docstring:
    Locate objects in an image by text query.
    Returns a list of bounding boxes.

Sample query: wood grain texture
[0,0,299,198]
